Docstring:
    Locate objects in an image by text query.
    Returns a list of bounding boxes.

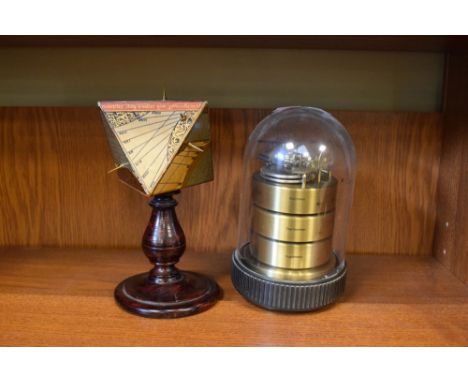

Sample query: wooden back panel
[0,108,441,255]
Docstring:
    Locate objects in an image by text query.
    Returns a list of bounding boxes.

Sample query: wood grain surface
[0,108,441,255]
[0,248,466,346]
[0,36,462,52]
[434,52,468,283]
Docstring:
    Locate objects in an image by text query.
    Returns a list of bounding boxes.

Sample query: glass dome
[231,107,356,312]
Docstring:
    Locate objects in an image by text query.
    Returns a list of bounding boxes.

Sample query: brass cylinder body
[253,173,336,215]
[252,206,334,243]
[249,171,337,279]
[251,234,332,269]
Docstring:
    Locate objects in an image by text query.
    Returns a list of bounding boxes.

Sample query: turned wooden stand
[114,192,221,318]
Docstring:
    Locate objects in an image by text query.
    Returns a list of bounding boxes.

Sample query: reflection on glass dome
[260,141,333,186]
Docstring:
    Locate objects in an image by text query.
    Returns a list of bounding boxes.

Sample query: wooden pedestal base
[115,271,220,318]
[114,192,221,318]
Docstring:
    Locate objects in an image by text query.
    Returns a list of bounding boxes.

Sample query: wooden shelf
[0,36,466,52]
[0,248,466,346]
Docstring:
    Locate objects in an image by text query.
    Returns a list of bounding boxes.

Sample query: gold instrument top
[98,100,213,196]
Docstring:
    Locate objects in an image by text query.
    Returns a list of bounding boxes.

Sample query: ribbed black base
[231,251,347,312]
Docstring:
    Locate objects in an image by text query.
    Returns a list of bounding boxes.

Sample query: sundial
[99,100,213,196]
[98,99,220,318]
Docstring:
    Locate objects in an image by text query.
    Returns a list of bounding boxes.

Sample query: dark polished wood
[114,192,221,318]
[0,248,467,346]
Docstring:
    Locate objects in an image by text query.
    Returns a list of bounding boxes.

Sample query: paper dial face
[99,101,206,194]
